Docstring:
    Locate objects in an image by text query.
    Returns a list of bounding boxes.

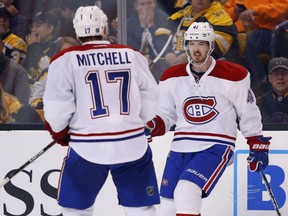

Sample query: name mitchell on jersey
[76,51,132,66]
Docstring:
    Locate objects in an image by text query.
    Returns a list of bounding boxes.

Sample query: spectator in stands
[215,0,227,5]
[0,0,30,40]
[166,0,227,10]
[58,0,89,39]
[0,82,43,124]
[271,20,288,59]
[24,10,80,110]
[224,0,288,96]
[257,57,288,124]
[163,0,239,66]
[98,0,118,26]
[0,3,27,65]
[158,0,190,15]
[224,0,245,33]
[0,42,30,105]
[0,82,14,123]
[100,0,118,43]
[24,10,62,83]
[127,0,175,82]
[109,17,118,43]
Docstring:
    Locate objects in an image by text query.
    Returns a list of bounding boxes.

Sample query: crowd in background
[0,0,287,125]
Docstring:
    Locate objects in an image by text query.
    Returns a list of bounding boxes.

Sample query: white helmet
[184,22,215,54]
[73,5,108,38]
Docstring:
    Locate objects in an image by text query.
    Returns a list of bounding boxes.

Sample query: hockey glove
[45,121,70,146]
[246,135,271,172]
[146,115,166,137]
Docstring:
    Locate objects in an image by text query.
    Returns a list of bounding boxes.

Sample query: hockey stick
[259,165,282,216]
[149,34,173,67]
[0,140,56,189]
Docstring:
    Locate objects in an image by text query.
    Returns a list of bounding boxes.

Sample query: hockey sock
[123,206,156,216]
[61,206,94,216]
[158,197,176,216]
[174,180,202,214]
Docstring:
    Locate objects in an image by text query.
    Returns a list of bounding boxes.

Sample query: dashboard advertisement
[0,130,287,216]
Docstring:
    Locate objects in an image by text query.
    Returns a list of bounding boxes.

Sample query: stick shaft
[259,165,281,216]
[0,140,56,188]
[149,34,173,67]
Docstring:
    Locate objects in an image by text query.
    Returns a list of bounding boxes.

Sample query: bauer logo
[234,150,288,216]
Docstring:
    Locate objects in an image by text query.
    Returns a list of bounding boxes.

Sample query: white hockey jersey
[43,41,158,164]
[157,58,263,153]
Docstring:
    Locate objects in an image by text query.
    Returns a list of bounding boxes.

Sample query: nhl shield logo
[146,186,154,196]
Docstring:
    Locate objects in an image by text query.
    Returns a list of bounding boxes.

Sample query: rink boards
[0,130,287,216]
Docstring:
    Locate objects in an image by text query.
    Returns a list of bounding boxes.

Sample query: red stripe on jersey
[70,126,144,136]
[174,131,236,141]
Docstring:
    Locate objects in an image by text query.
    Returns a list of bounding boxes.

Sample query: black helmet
[32,11,59,28]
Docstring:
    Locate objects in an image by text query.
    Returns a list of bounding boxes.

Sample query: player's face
[268,68,288,95]
[187,40,210,64]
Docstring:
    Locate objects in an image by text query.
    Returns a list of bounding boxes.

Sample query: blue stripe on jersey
[70,131,145,143]
[173,137,235,147]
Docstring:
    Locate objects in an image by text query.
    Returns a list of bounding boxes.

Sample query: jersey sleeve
[43,55,75,132]
[133,52,159,122]
[231,72,263,137]
[156,78,178,133]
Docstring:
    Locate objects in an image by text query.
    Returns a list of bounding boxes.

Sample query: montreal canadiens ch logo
[183,96,219,124]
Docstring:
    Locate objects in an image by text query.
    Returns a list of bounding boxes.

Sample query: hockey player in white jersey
[43,5,160,216]
[146,22,272,216]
